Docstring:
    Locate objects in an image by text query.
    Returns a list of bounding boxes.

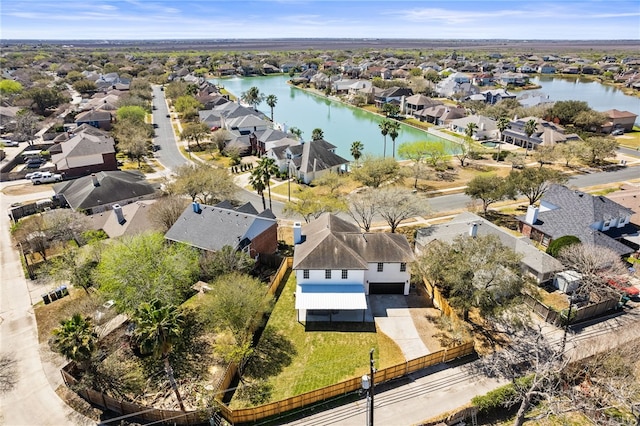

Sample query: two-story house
[517,185,635,256]
[292,214,414,323]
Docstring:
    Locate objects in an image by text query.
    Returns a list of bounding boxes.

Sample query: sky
[1,0,639,40]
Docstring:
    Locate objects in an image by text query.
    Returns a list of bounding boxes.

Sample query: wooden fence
[524,293,621,326]
[217,341,475,424]
[61,258,474,425]
[422,279,456,318]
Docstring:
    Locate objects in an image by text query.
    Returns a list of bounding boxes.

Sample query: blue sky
[1,0,639,40]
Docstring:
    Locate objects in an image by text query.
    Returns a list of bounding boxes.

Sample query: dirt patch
[2,182,54,197]
[406,290,447,353]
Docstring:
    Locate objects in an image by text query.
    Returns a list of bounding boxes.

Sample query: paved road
[0,183,93,426]
[151,85,191,172]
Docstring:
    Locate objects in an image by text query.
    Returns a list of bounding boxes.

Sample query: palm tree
[132,300,186,411]
[379,119,392,157]
[265,94,278,121]
[523,118,538,155]
[496,116,511,162]
[350,140,364,165]
[388,121,401,158]
[252,157,279,210]
[311,128,324,141]
[249,169,267,210]
[465,122,479,140]
[289,127,303,140]
[240,86,265,110]
[52,313,97,371]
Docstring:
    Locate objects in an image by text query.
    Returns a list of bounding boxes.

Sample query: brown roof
[604,109,638,119]
[293,213,414,270]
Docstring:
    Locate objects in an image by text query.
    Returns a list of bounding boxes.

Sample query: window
[603,220,611,229]
[341,270,348,279]
[303,270,309,279]
[325,269,331,279]
[377,263,384,272]
[400,263,406,272]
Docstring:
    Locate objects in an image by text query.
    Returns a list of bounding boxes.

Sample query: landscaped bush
[472,375,532,413]
[546,235,581,258]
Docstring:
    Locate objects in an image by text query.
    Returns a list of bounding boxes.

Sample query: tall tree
[351,155,400,188]
[265,94,277,121]
[379,119,392,157]
[347,189,378,232]
[495,116,511,162]
[465,122,479,140]
[288,127,303,140]
[284,188,347,223]
[556,140,585,167]
[398,140,432,189]
[180,122,210,151]
[167,163,237,204]
[580,136,618,165]
[241,86,265,110]
[248,170,267,210]
[374,186,429,233]
[549,100,590,125]
[113,120,149,168]
[22,86,69,114]
[94,233,199,313]
[350,140,364,165]
[311,128,324,141]
[532,145,557,168]
[523,118,538,154]
[14,110,39,145]
[415,235,523,321]
[52,314,98,371]
[116,105,146,123]
[252,157,279,210]
[147,195,189,232]
[388,120,401,159]
[507,167,568,205]
[465,174,515,214]
[132,300,186,411]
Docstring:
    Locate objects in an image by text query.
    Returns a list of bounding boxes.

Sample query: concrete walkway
[369,295,429,360]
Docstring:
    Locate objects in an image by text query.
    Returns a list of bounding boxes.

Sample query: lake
[210,75,455,159]
[531,75,640,124]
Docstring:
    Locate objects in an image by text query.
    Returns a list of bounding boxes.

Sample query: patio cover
[295,284,367,310]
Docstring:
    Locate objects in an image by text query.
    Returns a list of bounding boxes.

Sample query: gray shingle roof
[53,171,156,212]
[517,185,634,256]
[299,139,349,174]
[415,212,563,277]
[293,213,414,270]
[164,202,276,252]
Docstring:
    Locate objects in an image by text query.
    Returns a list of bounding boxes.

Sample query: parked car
[611,128,624,136]
[607,278,639,298]
[31,172,63,184]
[25,171,44,179]
[25,161,42,169]
[0,139,19,147]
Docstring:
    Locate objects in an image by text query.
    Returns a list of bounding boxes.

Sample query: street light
[361,349,375,426]
[287,159,291,202]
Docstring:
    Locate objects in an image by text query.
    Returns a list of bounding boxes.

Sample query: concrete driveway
[368,295,429,360]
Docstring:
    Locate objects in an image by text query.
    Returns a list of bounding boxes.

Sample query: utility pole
[369,348,375,426]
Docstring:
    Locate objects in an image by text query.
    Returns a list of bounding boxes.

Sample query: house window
[400,263,407,272]
[603,220,610,229]
[377,263,384,272]
[325,269,332,279]
[342,270,348,279]
[303,270,309,279]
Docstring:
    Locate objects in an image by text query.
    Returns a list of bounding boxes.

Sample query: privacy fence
[61,257,475,425]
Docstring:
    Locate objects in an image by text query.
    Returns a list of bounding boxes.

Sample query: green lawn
[235,273,404,406]
[616,128,640,149]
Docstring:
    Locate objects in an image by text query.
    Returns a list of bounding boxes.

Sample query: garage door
[369,282,405,294]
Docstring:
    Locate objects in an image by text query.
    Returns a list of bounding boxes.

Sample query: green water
[211,75,458,159]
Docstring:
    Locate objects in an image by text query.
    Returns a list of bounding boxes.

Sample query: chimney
[469,222,478,238]
[112,204,125,224]
[525,205,539,225]
[192,201,201,214]
[293,222,302,244]
[91,174,99,187]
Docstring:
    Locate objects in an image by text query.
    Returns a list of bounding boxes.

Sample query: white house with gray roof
[292,214,414,323]
[415,212,563,284]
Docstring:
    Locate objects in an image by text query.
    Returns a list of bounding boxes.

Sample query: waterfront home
[403,94,442,115]
[293,214,414,323]
[601,109,638,132]
[501,117,581,149]
[414,105,466,125]
[449,115,498,140]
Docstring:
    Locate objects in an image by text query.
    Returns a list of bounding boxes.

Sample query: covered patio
[295,284,371,323]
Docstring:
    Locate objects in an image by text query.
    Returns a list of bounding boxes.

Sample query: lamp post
[361,349,375,426]
[560,293,576,355]
[287,159,291,202]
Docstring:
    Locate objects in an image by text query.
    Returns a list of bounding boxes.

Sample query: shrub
[546,235,581,258]
[472,375,533,413]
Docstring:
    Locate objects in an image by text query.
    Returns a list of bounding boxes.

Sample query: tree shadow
[482,210,521,231]
[245,326,296,380]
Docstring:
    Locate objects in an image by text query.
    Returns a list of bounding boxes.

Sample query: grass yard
[234,273,404,406]
[615,128,640,149]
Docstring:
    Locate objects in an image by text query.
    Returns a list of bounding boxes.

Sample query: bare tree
[374,186,429,233]
[470,313,567,426]
[148,195,189,232]
[347,189,378,232]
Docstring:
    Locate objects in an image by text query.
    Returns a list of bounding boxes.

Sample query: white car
[31,172,63,185]
[25,171,44,180]
[0,139,19,147]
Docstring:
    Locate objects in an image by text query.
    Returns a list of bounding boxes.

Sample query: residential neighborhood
[1,24,640,426]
